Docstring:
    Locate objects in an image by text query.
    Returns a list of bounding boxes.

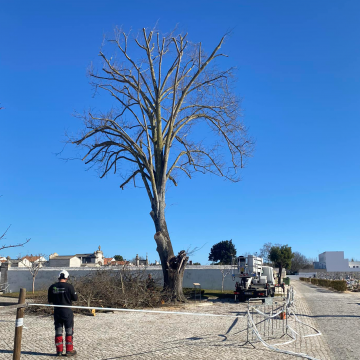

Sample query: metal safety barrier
[242,287,322,360]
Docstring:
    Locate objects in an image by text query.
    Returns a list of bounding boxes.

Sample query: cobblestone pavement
[0,283,332,359]
[295,280,360,360]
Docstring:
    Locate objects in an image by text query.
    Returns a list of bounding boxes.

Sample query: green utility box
[283,277,290,286]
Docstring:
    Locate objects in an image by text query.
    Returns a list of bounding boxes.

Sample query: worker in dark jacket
[48,270,78,357]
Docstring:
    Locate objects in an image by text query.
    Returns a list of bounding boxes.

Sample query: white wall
[49,257,82,267]
[70,257,81,267]
[298,272,317,278]
[5,266,240,293]
[324,251,353,272]
[17,259,31,268]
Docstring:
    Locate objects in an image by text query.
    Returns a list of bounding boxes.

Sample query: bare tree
[220,266,231,293]
[0,225,29,252]
[19,254,47,294]
[1,196,30,252]
[71,27,252,300]
[290,252,313,273]
[259,242,282,265]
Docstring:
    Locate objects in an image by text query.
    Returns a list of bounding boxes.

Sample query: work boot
[55,336,63,355]
[66,350,77,357]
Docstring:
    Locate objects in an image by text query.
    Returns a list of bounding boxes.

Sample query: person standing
[48,270,78,357]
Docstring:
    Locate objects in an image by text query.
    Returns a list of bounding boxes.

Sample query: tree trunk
[32,277,35,294]
[151,204,188,302]
[278,265,282,285]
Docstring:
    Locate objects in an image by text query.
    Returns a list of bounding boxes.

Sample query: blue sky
[1,1,359,263]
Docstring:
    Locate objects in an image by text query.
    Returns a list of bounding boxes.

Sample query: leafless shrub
[27,267,171,315]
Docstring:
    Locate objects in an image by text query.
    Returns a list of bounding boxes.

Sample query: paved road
[0,289,331,360]
[295,280,360,360]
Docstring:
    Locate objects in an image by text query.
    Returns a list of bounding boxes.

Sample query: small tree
[19,254,46,293]
[208,239,236,265]
[269,245,294,284]
[114,255,124,261]
[219,266,231,293]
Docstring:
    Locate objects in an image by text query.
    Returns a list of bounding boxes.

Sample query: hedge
[329,280,347,292]
[318,279,331,287]
[300,277,347,292]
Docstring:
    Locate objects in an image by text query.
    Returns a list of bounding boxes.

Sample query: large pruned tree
[71,28,252,300]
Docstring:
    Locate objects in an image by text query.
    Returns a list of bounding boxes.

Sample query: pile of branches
[27,268,170,315]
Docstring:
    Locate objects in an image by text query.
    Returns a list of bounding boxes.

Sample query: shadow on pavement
[0,349,56,356]
[101,330,250,359]
[0,302,20,306]
[297,314,360,319]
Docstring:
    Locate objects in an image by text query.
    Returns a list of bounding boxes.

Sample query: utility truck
[232,255,276,302]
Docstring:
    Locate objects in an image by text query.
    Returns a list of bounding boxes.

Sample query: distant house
[22,255,47,267]
[133,254,149,266]
[48,247,104,267]
[103,257,115,265]
[6,256,47,268]
[349,261,360,269]
[117,261,130,266]
[5,259,28,267]
[49,255,82,267]
[104,258,130,266]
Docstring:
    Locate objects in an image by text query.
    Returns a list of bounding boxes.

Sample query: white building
[48,247,104,267]
[6,259,30,268]
[6,256,47,268]
[349,261,360,269]
[314,251,360,272]
[49,255,82,267]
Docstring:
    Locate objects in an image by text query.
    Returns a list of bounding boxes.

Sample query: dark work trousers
[54,312,74,353]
